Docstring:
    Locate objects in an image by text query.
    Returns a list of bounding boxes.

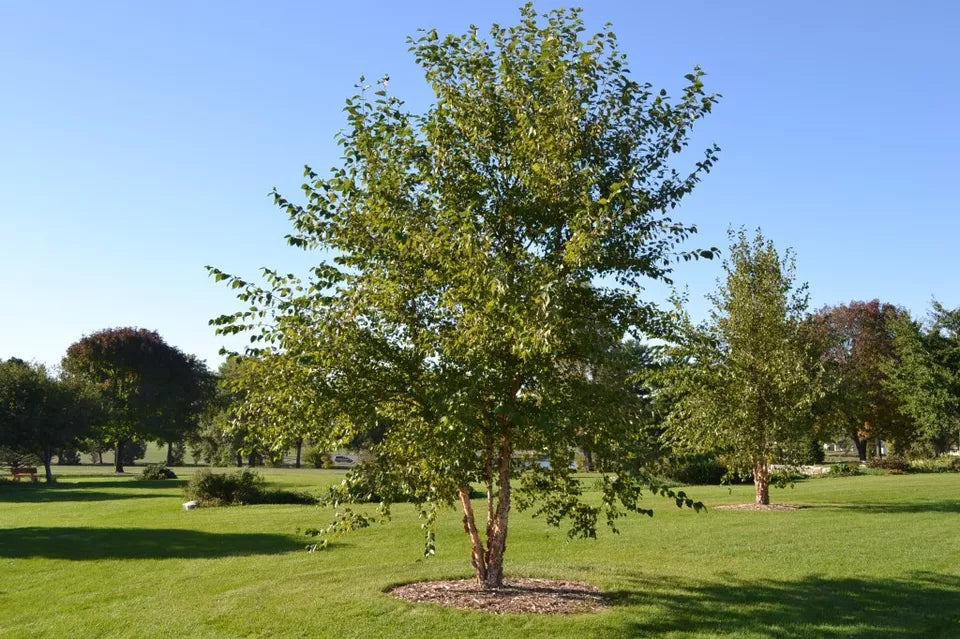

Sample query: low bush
[138,464,177,480]
[185,469,263,505]
[656,454,733,485]
[829,462,861,477]
[305,449,332,469]
[771,469,806,487]
[56,449,82,465]
[903,457,960,473]
[184,469,317,507]
[866,455,911,472]
[804,439,826,465]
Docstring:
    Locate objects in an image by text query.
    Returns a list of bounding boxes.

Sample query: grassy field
[1,467,958,638]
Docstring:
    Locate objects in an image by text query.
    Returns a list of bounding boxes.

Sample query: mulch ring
[714,503,804,511]
[388,577,608,614]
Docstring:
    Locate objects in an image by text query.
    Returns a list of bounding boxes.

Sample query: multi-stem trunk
[457,436,513,590]
[753,458,770,505]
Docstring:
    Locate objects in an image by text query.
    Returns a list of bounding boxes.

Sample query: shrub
[867,455,910,472]
[56,449,82,465]
[804,439,826,465]
[264,489,320,505]
[829,462,861,477]
[659,454,730,485]
[184,469,317,506]
[771,469,806,487]
[139,463,177,480]
[264,451,287,468]
[0,447,39,468]
[305,449,332,469]
[903,457,960,473]
[119,440,148,466]
[185,469,264,505]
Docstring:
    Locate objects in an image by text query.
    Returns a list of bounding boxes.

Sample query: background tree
[660,230,823,505]
[810,300,910,460]
[210,5,717,589]
[189,357,278,467]
[0,358,96,482]
[152,354,215,465]
[78,435,111,465]
[884,302,960,455]
[62,327,209,473]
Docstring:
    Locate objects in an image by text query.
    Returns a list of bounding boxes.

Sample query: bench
[10,467,39,482]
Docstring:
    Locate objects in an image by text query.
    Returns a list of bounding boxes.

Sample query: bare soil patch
[714,503,803,511]
[388,577,608,614]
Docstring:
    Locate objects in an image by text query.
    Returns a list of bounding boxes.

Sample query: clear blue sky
[2,1,957,370]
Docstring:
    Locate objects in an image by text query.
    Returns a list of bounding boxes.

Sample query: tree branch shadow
[607,571,960,638]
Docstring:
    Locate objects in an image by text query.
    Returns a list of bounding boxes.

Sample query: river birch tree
[661,230,823,505]
[209,5,718,588]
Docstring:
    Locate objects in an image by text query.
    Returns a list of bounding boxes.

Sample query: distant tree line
[0,327,340,483]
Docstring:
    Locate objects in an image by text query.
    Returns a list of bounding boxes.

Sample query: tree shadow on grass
[825,500,960,515]
[0,485,174,503]
[608,571,960,638]
[0,527,304,560]
[70,479,188,489]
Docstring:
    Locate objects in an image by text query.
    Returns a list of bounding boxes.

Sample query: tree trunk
[753,460,770,506]
[853,436,867,462]
[582,448,595,472]
[456,437,514,590]
[42,449,54,483]
[166,442,174,466]
[483,439,513,589]
[459,486,487,586]
[235,451,243,467]
[295,438,303,469]
[875,437,883,459]
[114,440,125,473]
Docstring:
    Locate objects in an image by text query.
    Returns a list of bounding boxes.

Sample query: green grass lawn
[1,467,958,638]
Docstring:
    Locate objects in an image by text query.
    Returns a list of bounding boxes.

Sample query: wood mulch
[388,577,608,614]
[714,503,803,511]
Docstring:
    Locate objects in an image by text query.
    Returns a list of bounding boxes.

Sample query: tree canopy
[210,4,718,588]
[810,300,910,460]
[61,327,209,473]
[884,302,960,455]
[0,358,96,482]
